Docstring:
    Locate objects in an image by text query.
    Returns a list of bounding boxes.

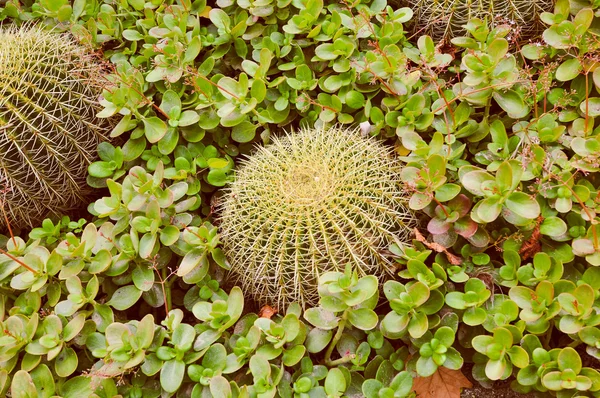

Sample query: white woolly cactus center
[219,126,418,309]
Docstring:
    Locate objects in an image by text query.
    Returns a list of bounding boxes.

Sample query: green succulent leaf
[161,359,185,393]
[304,308,340,330]
[505,192,540,219]
[143,117,168,144]
[347,308,378,331]
[107,285,143,311]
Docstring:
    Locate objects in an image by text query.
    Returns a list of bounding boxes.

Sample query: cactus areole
[219,127,418,309]
[0,25,110,231]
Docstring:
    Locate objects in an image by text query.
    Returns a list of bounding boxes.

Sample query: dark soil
[460,381,536,398]
[460,363,536,398]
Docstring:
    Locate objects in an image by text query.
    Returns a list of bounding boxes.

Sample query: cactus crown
[0,25,109,230]
[219,126,417,309]
[407,0,554,41]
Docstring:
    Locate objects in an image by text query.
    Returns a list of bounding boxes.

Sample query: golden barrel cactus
[219,126,417,309]
[0,25,110,230]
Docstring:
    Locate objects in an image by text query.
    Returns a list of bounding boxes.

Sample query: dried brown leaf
[519,216,543,260]
[259,305,277,319]
[413,367,473,398]
[414,228,462,265]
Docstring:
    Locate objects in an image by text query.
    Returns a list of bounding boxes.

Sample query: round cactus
[0,25,110,231]
[219,126,417,309]
[406,0,554,41]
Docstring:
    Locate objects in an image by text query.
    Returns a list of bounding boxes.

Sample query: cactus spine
[219,126,417,309]
[407,0,554,41]
[0,25,109,230]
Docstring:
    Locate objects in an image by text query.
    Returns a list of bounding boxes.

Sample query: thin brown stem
[193,72,240,100]
[431,80,530,114]
[432,196,450,218]
[151,257,176,317]
[153,265,170,316]
[0,247,37,274]
[302,93,337,113]
[101,71,170,120]
[549,171,598,249]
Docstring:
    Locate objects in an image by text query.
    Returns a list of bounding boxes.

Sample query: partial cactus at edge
[406,0,555,41]
[0,25,110,231]
[219,126,418,309]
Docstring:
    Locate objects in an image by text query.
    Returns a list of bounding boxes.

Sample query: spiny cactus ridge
[0,25,110,230]
[219,126,418,309]
[407,0,555,41]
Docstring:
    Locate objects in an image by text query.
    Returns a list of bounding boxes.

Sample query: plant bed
[1,0,600,397]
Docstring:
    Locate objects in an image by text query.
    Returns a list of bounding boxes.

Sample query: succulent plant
[219,126,417,309]
[405,0,554,41]
[0,25,109,231]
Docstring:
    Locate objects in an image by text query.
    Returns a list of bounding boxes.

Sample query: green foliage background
[0,0,600,396]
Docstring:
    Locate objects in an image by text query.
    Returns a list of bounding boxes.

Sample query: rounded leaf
[160,359,185,393]
[347,308,378,331]
[540,217,567,237]
[557,347,582,373]
[10,370,37,398]
[304,308,339,330]
[556,58,582,82]
[324,368,347,395]
[306,328,333,353]
[143,117,168,143]
[505,192,540,219]
[107,285,143,311]
[55,347,78,377]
